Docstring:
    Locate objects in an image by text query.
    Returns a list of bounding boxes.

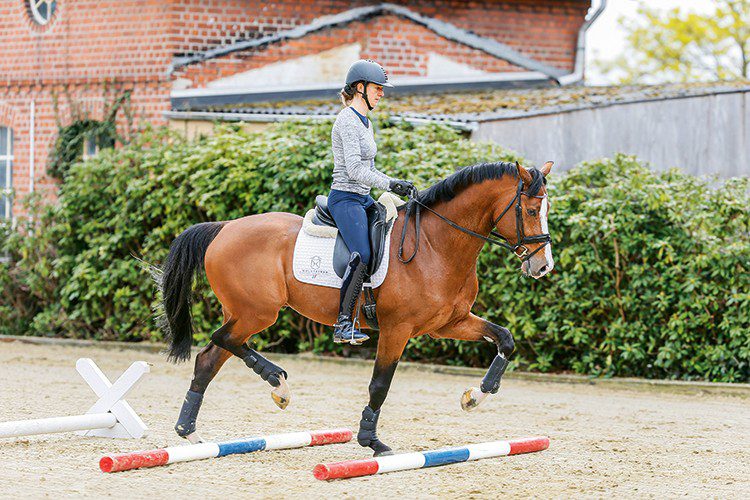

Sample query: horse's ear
[515,161,532,185]
[541,161,553,176]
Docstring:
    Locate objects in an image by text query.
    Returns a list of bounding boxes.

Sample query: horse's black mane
[411,161,546,209]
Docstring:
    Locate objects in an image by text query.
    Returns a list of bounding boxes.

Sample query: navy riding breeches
[327,189,375,266]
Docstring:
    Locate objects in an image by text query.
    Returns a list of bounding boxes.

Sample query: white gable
[207,43,361,89]
[427,52,490,78]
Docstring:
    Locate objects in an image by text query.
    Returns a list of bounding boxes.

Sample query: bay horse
[158,160,554,456]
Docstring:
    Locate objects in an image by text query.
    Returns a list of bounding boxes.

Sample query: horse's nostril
[538,265,548,275]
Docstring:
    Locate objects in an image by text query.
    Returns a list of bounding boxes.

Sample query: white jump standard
[0,358,149,439]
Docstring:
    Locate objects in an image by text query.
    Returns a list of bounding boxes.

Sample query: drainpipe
[557,0,607,86]
[29,100,35,194]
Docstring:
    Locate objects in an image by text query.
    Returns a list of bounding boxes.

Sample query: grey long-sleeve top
[330,107,393,195]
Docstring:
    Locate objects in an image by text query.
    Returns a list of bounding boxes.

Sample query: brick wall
[0,83,169,215]
[175,14,529,87]
[171,0,591,81]
[0,0,174,215]
[0,0,175,84]
[1,0,590,216]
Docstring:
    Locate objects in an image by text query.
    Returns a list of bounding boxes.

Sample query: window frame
[29,0,57,25]
[0,126,12,263]
[0,126,12,223]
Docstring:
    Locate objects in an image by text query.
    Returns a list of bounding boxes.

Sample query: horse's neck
[422,180,514,267]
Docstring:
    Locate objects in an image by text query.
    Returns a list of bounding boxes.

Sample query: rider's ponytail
[339,83,356,106]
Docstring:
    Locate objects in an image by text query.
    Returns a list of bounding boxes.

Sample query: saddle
[311,195,392,279]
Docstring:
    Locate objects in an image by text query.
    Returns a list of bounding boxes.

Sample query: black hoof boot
[243,349,288,387]
[174,390,203,438]
[371,440,393,456]
[357,405,392,456]
[480,353,509,394]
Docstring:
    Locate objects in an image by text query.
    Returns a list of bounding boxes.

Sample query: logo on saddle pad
[304,254,331,280]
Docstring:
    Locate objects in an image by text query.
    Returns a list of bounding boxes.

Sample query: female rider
[329,59,415,345]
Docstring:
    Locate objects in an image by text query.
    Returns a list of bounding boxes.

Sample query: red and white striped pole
[313,436,549,480]
[101,428,352,473]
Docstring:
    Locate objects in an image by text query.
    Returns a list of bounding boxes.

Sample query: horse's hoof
[184,432,204,444]
[370,439,392,456]
[461,387,489,412]
[271,375,291,410]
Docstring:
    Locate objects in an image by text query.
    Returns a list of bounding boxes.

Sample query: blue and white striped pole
[313,436,549,480]
[101,428,352,473]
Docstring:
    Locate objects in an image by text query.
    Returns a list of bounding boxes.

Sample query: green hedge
[1,118,748,382]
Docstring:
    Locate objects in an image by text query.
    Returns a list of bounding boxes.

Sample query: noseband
[397,179,551,264]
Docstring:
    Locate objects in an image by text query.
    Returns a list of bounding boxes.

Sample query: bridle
[397,179,551,263]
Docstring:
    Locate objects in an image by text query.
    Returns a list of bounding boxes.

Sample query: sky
[585,0,718,84]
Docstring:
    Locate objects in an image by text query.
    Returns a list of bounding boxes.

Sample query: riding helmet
[345,59,394,88]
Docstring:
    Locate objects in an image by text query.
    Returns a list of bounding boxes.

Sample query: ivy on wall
[48,85,133,180]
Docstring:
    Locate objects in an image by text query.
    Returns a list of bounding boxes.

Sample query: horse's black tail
[153,222,226,363]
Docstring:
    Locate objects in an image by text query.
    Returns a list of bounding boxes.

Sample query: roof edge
[164,110,479,132]
[472,85,750,123]
[171,74,554,110]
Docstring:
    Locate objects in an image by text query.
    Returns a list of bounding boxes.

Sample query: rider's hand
[389,179,415,197]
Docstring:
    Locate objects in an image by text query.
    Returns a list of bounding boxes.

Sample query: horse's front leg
[433,313,514,411]
[358,329,410,456]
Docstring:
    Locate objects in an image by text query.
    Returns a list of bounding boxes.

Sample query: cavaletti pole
[100,428,353,473]
[313,436,549,480]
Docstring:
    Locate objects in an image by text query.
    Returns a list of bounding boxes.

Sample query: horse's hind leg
[174,315,286,443]
[209,315,291,409]
[175,340,232,443]
[432,313,514,411]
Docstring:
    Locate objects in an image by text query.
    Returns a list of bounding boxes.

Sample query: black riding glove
[389,179,415,197]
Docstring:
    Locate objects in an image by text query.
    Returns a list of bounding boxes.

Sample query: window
[0,127,11,222]
[29,0,57,25]
[82,133,99,160]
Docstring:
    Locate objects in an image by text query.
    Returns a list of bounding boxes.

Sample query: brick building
[1,0,595,220]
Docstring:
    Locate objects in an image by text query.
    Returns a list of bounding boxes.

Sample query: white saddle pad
[292,229,393,288]
[292,192,404,289]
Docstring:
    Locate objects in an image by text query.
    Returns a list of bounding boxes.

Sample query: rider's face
[358,83,385,109]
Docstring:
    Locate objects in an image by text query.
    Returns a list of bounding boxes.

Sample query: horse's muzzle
[522,251,554,279]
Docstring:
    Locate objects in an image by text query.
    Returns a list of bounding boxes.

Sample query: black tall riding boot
[333,252,370,345]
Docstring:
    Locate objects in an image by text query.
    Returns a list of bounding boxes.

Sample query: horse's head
[492,161,554,279]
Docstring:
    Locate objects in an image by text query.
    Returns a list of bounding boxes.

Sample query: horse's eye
[527,209,537,217]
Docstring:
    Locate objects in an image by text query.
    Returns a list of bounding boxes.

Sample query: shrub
[1,119,747,381]
[472,155,749,382]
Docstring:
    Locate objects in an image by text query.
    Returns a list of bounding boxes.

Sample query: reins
[397,180,551,264]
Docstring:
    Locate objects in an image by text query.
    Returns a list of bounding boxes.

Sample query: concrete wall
[473,90,750,178]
